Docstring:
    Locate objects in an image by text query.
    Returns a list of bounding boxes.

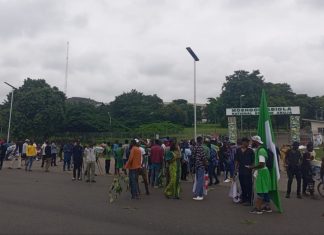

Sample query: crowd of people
[0,135,323,215]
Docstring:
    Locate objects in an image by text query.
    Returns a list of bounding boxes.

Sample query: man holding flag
[248,90,283,214]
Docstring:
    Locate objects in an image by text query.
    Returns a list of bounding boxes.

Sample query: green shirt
[105,146,113,160]
[255,147,271,193]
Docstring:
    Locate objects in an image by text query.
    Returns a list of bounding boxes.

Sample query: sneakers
[78,178,82,181]
[224,179,231,183]
[261,207,272,213]
[250,208,263,215]
[193,196,204,201]
[72,178,76,181]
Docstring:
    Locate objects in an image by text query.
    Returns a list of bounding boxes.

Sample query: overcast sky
[0,0,324,104]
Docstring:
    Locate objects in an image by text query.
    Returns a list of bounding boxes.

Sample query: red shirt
[150,144,164,164]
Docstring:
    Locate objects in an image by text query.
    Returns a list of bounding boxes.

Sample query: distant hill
[66,97,102,106]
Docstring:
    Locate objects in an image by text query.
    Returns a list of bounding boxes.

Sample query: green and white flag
[257,89,283,213]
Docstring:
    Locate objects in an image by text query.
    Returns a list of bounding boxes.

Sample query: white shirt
[22,143,28,154]
[84,147,96,163]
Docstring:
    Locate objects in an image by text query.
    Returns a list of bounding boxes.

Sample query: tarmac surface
[0,158,323,235]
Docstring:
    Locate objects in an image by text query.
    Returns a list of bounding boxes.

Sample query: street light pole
[240,95,245,136]
[4,82,17,143]
[107,112,112,126]
[186,47,199,142]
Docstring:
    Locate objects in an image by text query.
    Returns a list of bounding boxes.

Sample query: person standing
[104,142,113,174]
[122,140,130,174]
[164,142,181,199]
[150,139,164,188]
[72,140,83,181]
[248,136,272,214]
[51,141,58,166]
[63,142,73,171]
[0,140,8,170]
[301,142,315,198]
[235,137,255,205]
[285,141,303,199]
[84,144,96,183]
[25,140,37,171]
[192,136,208,201]
[44,141,52,172]
[125,139,142,199]
[41,141,47,168]
[207,141,219,185]
[114,143,124,175]
[9,141,22,169]
[22,139,29,166]
[138,141,150,195]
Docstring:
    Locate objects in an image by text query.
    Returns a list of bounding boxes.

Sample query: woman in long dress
[164,142,181,199]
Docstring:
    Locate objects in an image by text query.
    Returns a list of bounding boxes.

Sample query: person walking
[235,137,255,205]
[104,142,113,174]
[285,141,303,199]
[164,142,181,199]
[122,140,130,174]
[192,136,208,201]
[125,139,142,199]
[248,136,272,214]
[22,139,28,166]
[207,141,219,185]
[150,139,164,188]
[138,141,150,195]
[72,140,83,181]
[84,144,96,183]
[44,141,52,172]
[113,143,124,175]
[25,140,37,171]
[51,141,58,166]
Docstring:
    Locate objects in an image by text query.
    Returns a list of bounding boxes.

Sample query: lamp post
[4,82,17,143]
[240,94,245,136]
[107,112,112,126]
[186,47,199,141]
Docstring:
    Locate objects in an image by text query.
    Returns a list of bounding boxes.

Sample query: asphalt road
[0,159,323,235]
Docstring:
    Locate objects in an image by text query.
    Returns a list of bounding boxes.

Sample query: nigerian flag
[257,89,283,213]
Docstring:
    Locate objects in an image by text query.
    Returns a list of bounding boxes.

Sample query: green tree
[1,78,66,140]
[109,90,164,127]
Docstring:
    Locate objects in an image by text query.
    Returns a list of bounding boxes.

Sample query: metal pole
[240,96,242,136]
[194,60,197,142]
[7,89,14,142]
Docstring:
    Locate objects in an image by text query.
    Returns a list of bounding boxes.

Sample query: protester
[235,137,255,205]
[72,140,83,181]
[22,139,28,166]
[164,142,181,199]
[84,144,96,183]
[9,141,22,169]
[285,141,302,199]
[192,136,208,201]
[207,140,219,185]
[122,140,130,174]
[150,139,164,187]
[138,141,150,195]
[125,139,142,199]
[41,141,47,168]
[180,141,191,181]
[114,143,124,175]
[0,140,8,170]
[25,140,37,171]
[301,142,315,198]
[51,141,58,166]
[63,142,73,171]
[104,142,113,174]
[248,136,272,214]
[44,141,52,172]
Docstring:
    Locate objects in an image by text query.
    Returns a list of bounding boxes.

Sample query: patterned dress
[164,150,181,198]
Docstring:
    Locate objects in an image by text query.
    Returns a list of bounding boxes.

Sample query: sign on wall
[226,106,300,116]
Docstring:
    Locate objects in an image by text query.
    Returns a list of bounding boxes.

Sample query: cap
[251,136,263,144]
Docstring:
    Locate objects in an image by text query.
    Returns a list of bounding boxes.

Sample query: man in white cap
[247,135,272,214]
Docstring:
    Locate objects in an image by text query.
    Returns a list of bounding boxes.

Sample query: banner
[290,116,300,143]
